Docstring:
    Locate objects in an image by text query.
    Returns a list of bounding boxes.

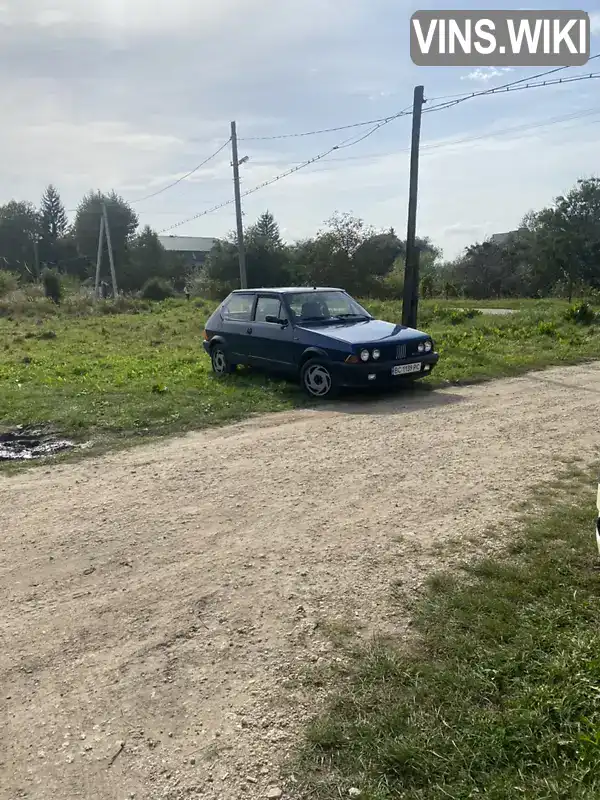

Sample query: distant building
[158,235,217,268]
[489,229,526,246]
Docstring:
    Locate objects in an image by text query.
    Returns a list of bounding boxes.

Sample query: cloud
[461,67,513,82]
[590,11,600,35]
[442,223,487,239]
[0,0,597,259]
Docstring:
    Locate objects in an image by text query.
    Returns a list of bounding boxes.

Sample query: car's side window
[254,296,282,323]
[221,294,255,321]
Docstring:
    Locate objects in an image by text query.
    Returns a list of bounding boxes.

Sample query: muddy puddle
[0,427,77,461]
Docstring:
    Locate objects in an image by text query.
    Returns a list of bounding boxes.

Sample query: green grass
[0,297,598,461]
[416,298,577,311]
[296,472,600,799]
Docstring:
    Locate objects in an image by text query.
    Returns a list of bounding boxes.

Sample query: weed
[142,278,175,301]
[41,269,62,305]
[564,302,597,326]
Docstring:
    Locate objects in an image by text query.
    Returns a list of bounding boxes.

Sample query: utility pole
[402,85,425,328]
[230,120,248,289]
[32,236,40,280]
[101,202,118,297]
[94,215,105,299]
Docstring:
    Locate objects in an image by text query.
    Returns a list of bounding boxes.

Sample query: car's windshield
[286,291,371,323]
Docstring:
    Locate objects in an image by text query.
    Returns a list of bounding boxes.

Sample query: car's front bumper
[202,341,211,355]
[334,353,439,387]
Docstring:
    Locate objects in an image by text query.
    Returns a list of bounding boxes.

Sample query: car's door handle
[247,327,252,334]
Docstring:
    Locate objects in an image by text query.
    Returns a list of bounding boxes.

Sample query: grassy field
[296,469,600,799]
[0,296,598,455]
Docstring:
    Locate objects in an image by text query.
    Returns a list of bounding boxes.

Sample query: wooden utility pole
[402,85,425,328]
[94,215,105,299]
[101,202,118,297]
[230,121,248,289]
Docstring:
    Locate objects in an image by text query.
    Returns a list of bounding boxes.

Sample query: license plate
[391,362,421,376]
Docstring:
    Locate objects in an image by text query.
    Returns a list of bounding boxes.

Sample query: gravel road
[2,362,600,800]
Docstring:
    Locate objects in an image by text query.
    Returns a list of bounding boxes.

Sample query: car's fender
[298,346,332,367]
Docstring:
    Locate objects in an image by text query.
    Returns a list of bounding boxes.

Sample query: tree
[245,211,291,287]
[203,212,291,296]
[247,209,283,248]
[39,184,68,266]
[0,201,40,279]
[125,225,168,292]
[354,232,404,289]
[73,190,138,288]
[291,213,371,294]
[524,178,600,300]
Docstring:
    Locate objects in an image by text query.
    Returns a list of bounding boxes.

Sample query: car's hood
[296,318,428,345]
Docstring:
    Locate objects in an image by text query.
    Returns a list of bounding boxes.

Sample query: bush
[41,269,62,304]
[432,305,483,325]
[0,270,18,298]
[536,320,557,336]
[141,278,175,301]
[564,302,596,325]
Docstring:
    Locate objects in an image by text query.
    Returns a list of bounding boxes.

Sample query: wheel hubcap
[305,364,332,396]
[213,350,226,374]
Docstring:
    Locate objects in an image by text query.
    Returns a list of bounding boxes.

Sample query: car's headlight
[424,340,433,353]
[418,342,425,353]
[372,348,380,360]
[360,349,370,362]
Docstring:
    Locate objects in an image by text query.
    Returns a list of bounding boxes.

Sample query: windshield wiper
[336,313,370,320]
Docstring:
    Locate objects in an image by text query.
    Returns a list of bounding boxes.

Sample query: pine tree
[248,211,283,249]
[40,184,68,243]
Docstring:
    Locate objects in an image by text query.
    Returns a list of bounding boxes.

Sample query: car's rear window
[221,293,254,321]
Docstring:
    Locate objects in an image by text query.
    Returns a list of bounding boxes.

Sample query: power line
[310,106,600,165]
[426,55,600,102]
[424,61,600,113]
[129,138,231,204]
[159,70,600,233]
[159,118,405,233]
[65,139,232,215]
[238,58,598,142]
[239,106,413,141]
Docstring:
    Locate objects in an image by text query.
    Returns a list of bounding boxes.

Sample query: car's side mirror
[265,315,288,326]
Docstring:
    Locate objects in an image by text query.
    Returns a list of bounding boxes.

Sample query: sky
[1,0,599,259]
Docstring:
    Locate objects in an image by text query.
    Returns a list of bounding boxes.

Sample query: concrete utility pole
[402,85,425,329]
[230,120,248,289]
[32,236,40,280]
[101,202,118,297]
[94,215,105,299]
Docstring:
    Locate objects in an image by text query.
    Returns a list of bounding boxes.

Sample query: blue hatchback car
[202,287,439,398]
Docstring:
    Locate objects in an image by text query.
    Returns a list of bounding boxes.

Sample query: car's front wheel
[300,358,338,399]
[210,344,236,375]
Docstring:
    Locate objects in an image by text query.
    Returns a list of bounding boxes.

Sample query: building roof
[159,235,216,253]
[490,230,518,245]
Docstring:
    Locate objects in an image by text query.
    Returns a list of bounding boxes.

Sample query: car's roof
[230,287,343,294]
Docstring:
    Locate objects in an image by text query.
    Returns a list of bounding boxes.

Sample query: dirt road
[2,363,600,800]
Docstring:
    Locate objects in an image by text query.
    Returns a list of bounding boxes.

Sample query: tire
[300,358,339,399]
[210,343,236,375]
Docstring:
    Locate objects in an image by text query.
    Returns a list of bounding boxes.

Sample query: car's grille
[396,343,407,360]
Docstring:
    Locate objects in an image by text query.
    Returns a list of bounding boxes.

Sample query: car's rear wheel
[300,359,338,399]
[210,343,236,375]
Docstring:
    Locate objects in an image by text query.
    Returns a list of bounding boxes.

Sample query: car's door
[219,292,256,364]
[249,294,296,372]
